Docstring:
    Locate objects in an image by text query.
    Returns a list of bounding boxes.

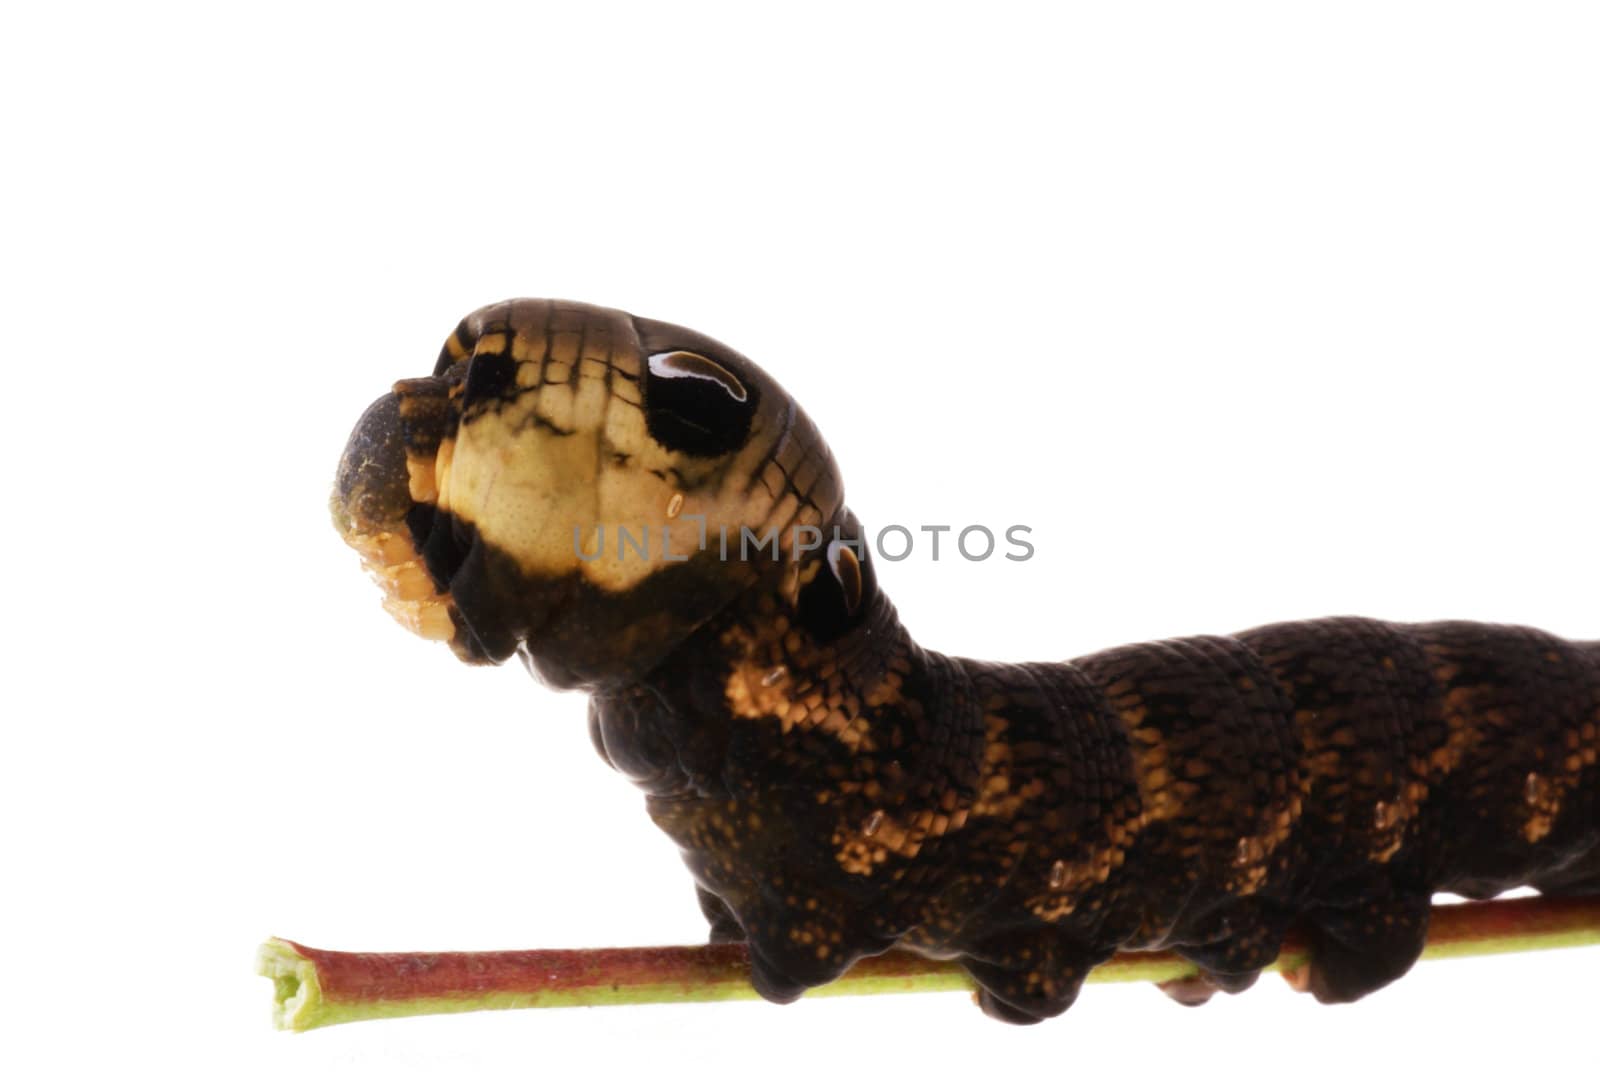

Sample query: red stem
[259,894,1600,1031]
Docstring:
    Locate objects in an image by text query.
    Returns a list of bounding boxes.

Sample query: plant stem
[258,893,1599,1032]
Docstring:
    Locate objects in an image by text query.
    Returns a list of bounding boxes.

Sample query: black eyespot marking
[643,350,757,457]
[463,349,519,407]
[796,538,875,642]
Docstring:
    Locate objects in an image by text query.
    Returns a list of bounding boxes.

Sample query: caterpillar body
[333,299,1599,1023]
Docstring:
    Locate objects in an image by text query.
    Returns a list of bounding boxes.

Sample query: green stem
[258,894,1600,1032]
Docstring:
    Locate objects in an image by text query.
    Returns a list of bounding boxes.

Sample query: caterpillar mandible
[332,298,1599,1024]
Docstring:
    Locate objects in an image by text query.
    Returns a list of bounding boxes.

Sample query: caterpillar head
[332,299,844,689]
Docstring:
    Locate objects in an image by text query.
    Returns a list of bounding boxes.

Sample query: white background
[4,2,1596,1073]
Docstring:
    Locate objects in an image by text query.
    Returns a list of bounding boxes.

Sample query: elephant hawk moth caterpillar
[332,298,1600,1023]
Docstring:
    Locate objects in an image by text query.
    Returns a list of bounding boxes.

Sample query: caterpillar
[332,298,1599,1024]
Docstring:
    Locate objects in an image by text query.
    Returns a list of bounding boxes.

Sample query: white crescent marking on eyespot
[647,351,749,402]
[827,539,863,615]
